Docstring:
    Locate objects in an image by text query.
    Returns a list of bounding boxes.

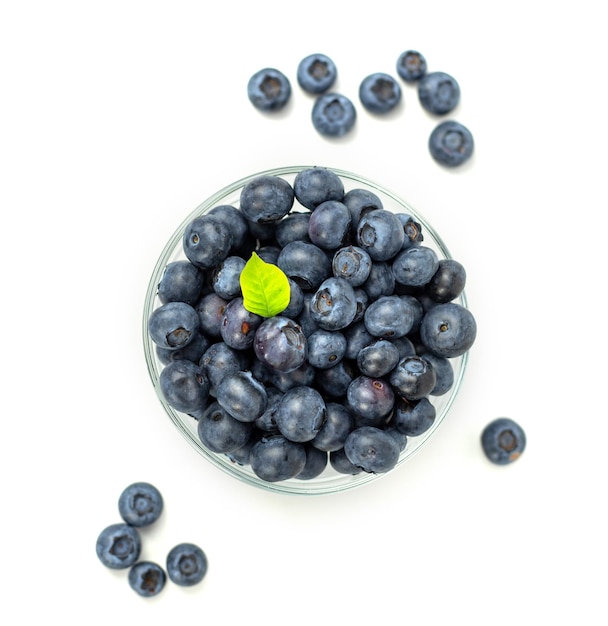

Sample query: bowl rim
[142,165,469,496]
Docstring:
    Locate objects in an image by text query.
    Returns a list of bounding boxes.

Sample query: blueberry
[250,434,307,482]
[310,277,358,331]
[481,418,526,465]
[148,301,200,351]
[118,482,163,527]
[199,341,249,396]
[425,258,467,303]
[297,53,337,94]
[220,296,263,350]
[156,331,210,367]
[247,67,291,112]
[208,204,250,253]
[356,339,401,378]
[211,256,246,300]
[342,188,383,237]
[197,401,253,453]
[254,316,308,373]
[314,360,357,399]
[215,370,268,423]
[419,302,477,358]
[269,360,316,393]
[275,212,311,247]
[254,386,283,433]
[183,214,233,269]
[311,92,357,137]
[159,359,210,415]
[239,175,295,224]
[396,50,427,82]
[308,200,351,250]
[332,246,372,287]
[277,241,332,290]
[96,523,141,569]
[392,245,440,288]
[312,401,355,452]
[307,329,347,370]
[282,278,305,319]
[363,295,417,339]
[362,262,395,300]
[418,71,460,115]
[293,166,345,210]
[166,543,208,586]
[276,385,327,442]
[359,72,402,114]
[419,352,454,396]
[157,260,205,306]
[195,293,229,338]
[392,396,436,436]
[128,561,166,597]
[295,445,329,480]
[356,209,405,261]
[389,355,436,400]
[396,213,424,249]
[344,426,400,474]
[429,120,474,167]
[346,376,395,426]
[329,447,363,475]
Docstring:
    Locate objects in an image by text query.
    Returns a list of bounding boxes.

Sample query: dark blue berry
[96,523,141,569]
[392,396,436,436]
[330,447,363,475]
[277,241,332,290]
[311,93,356,137]
[148,301,200,351]
[199,341,248,396]
[128,561,166,597]
[481,418,526,465]
[275,212,311,247]
[211,256,246,300]
[332,246,372,286]
[312,401,354,452]
[159,359,210,415]
[418,71,460,115]
[419,302,477,358]
[356,339,400,378]
[183,214,233,269]
[307,329,347,370]
[392,245,439,288]
[216,370,268,423]
[220,297,263,350]
[276,385,327,442]
[389,355,436,400]
[308,200,351,250]
[293,166,345,210]
[356,209,404,261]
[396,50,427,82]
[310,277,358,331]
[254,316,308,373]
[429,120,474,167]
[166,543,208,586]
[425,258,467,303]
[295,445,328,480]
[157,260,205,306]
[195,293,228,338]
[419,352,454,396]
[197,401,252,453]
[359,72,402,113]
[239,175,295,224]
[346,376,395,426]
[344,426,400,474]
[118,482,163,527]
[297,53,337,94]
[250,434,307,482]
[247,68,291,112]
[363,294,417,339]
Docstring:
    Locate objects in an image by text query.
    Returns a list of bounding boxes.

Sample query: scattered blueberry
[429,120,474,167]
[481,418,526,465]
[96,523,141,569]
[166,542,208,586]
[128,561,166,597]
[297,53,338,94]
[359,72,402,113]
[311,92,357,137]
[118,482,164,528]
[396,50,427,82]
[247,67,291,112]
[418,71,461,115]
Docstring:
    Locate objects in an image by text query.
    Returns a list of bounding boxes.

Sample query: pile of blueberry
[247,50,474,167]
[96,482,208,597]
[147,166,478,483]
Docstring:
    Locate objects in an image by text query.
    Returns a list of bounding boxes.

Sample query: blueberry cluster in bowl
[145,167,476,488]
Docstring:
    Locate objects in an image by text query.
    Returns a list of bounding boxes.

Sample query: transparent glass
[143,166,468,496]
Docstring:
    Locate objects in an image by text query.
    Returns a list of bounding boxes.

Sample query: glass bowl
[143,166,469,495]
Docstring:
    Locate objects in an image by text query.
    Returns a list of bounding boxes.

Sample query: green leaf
[240,252,291,317]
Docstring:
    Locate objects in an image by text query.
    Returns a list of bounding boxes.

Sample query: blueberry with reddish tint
[346,376,395,427]
[481,418,526,465]
[118,482,164,527]
[250,434,307,482]
[311,93,357,138]
[254,316,308,373]
[297,53,337,94]
[359,72,402,114]
[96,523,141,569]
[166,543,208,587]
[247,67,291,112]
[220,296,263,350]
[396,50,427,82]
[148,301,200,351]
[239,174,295,224]
[419,302,477,358]
[128,561,166,597]
[418,71,460,115]
[293,166,345,210]
[429,120,474,167]
[344,426,400,474]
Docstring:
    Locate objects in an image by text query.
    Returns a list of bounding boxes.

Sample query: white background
[2,1,607,624]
